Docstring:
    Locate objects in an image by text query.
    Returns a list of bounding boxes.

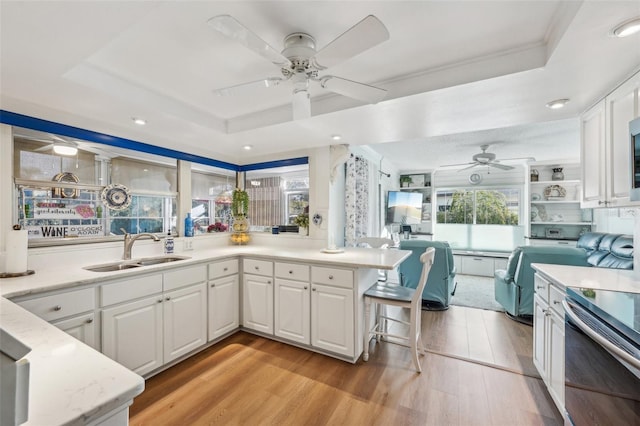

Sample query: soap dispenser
[184,213,194,237]
[164,231,174,254]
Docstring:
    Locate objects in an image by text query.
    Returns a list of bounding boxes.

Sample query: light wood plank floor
[130,306,560,425]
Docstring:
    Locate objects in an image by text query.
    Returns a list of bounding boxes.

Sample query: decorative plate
[531,193,542,201]
[101,183,132,210]
[544,184,566,200]
[52,172,79,198]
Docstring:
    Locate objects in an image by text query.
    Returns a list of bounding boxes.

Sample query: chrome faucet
[121,229,160,260]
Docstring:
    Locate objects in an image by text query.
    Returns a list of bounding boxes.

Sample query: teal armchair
[398,240,457,309]
[494,245,591,318]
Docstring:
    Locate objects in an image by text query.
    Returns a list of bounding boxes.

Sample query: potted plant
[231,188,249,217]
[400,175,413,188]
[294,212,309,235]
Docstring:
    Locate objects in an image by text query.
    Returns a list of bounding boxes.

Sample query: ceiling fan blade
[487,162,515,170]
[320,76,386,103]
[213,77,286,97]
[208,15,289,67]
[311,15,389,70]
[456,163,480,172]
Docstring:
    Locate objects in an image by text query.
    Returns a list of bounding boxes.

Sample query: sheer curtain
[344,155,369,246]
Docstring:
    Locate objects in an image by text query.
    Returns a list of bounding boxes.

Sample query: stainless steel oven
[563,287,640,425]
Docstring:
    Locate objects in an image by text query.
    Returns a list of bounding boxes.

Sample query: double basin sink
[84,255,191,272]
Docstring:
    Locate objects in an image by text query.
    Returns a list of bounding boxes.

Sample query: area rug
[451,274,505,312]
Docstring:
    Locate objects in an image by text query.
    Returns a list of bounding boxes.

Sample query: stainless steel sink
[135,255,190,266]
[84,255,190,272]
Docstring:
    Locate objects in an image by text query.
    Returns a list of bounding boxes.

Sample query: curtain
[246,177,283,226]
[345,155,369,246]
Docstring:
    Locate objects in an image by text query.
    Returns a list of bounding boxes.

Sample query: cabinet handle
[53,305,62,311]
[223,267,228,272]
[558,242,569,245]
[210,284,215,288]
[289,270,293,274]
[328,275,334,280]
[157,299,163,303]
[165,297,171,301]
[553,300,560,305]
[473,258,483,261]
[536,286,544,289]
[267,280,271,284]
[255,266,259,270]
[86,318,94,324]
[312,288,316,291]
[304,286,308,290]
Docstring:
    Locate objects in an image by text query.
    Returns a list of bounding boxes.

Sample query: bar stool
[362,247,435,373]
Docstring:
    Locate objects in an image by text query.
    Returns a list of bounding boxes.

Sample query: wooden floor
[130,306,561,426]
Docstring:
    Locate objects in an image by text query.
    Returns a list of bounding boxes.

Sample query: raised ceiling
[1,1,639,169]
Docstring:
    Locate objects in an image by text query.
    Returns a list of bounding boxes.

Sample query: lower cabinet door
[164,283,207,363]
[52,312,97,350]
[311,284,354,357]
[548,309,565,407]
[208,274,240,341]
[532,295,548,379]
[275,278,310,345]
[242,274,274,334]
[102,295,163,376]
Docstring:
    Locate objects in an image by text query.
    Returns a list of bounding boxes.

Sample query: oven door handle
[562,300,640,370]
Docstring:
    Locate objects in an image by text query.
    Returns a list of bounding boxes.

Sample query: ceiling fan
[208,14,389,120]
[443,145,518,171]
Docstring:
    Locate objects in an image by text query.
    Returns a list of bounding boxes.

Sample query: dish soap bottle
[184,213,193,237]
[164,231,174,254]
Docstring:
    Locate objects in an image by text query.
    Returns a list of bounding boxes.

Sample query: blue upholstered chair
[494,246,591,318]
[398,239,456,310]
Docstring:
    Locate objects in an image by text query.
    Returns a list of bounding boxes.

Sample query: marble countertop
[532,263,640,294]
[0,246,411,299]
[1,298,144,426]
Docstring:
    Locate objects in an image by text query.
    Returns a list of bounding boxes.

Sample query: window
[436,188,520,225]
[244,165,309,228]
[435,187,522,252]
[191,165,235,234]
[14,128,177,244]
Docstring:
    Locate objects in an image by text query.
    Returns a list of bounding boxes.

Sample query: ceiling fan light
[612,17,640,37]
[545,98,570,109]
[53,142,78,156]
[292,89,311,120]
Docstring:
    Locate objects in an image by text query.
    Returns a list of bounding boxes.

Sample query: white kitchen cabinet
[274,262,311,345]
[581,70,640,208]
[101,265,207,376]
[163,283,207,363]
[242,258,274,334]
[533,273,565,413]
[15,287,97,349]
[310,266,355,357]
[208,259,240,341]
[102,294,164,376]
[52,312,97,350]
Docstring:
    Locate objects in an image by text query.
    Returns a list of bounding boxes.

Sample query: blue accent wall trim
[0,110,239,171]
[238,157,309,171]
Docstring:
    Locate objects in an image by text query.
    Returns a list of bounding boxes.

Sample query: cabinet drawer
[101,274,163,307]
[534,274,550,303]
[549,284,565,315]
[461,256,495,277]
[243,259,273,277]
[164,264,207,291]
[209,259,239,279]
[311,266,354,289]
[275,262,310,281]
[18,287,95,322]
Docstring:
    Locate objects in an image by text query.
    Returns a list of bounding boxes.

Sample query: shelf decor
[231,188,250,245]
[544,184,566,200]
[551,167,564,181]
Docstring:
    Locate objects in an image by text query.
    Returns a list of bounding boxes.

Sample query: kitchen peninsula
[0,244,410,426]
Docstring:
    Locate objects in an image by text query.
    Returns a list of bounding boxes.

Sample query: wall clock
[469,173,482,185]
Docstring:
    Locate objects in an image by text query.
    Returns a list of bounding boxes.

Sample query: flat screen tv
[386,191,423,224]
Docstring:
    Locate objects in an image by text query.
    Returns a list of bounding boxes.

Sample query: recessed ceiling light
[611,17,640,37]
[545,98,570,109]
[132,117,146,125]
[331,134,342,141]
[243,145,252,150]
